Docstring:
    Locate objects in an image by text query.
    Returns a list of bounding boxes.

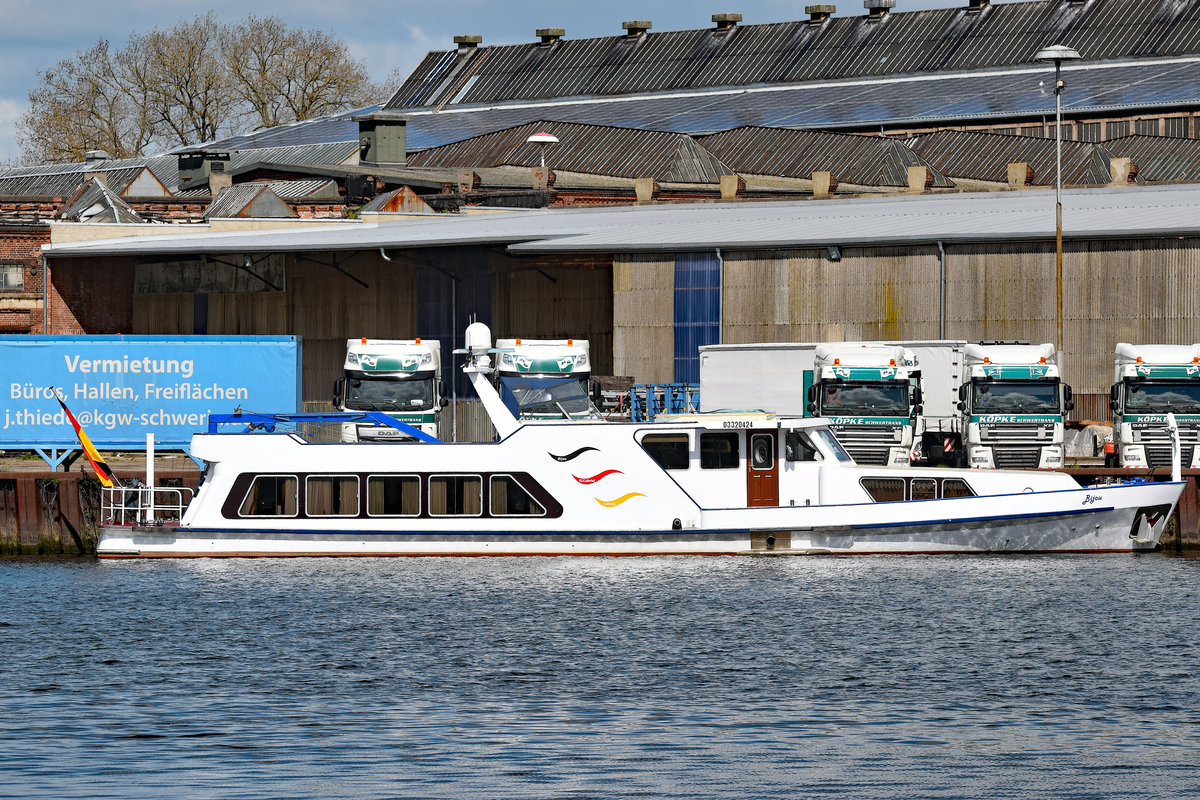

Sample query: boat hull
[97,483,1176,557]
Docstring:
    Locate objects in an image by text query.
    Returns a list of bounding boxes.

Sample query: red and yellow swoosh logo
[574,469,623,485]
[596,492,645,507]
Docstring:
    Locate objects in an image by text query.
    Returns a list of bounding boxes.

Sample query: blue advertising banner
[0,336,301,452]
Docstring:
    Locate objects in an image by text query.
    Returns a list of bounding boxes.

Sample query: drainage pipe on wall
[715,247,724,344]
[937,240,946,340]
[42,254,48,333]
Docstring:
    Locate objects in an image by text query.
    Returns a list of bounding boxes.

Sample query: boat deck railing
[101,485,194,527]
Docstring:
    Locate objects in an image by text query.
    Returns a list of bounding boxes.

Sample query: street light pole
[1034,45,1082,361]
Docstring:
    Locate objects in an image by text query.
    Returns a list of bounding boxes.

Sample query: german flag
[53,389,118,488]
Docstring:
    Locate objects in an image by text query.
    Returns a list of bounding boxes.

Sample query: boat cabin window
[490,475,546,516]
[785,431,818,462]
[861,477,905,502]
[367,475,420,516]
[306,476,359,517]
[430,475,482,516]
[750,433,775,470]
[942,478,976,498]
[700,432,739,469]
[238,475,298,517]
[911,478,937,501]
[641,434,689,470]
[811,429,854,463]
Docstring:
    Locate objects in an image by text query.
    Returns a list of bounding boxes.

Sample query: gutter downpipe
[715,248,724,345]
[42,254,48,333]
[937,241,946,339]
[379,247,459,442]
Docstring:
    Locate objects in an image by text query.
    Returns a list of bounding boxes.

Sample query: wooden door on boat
[746,431,779,507]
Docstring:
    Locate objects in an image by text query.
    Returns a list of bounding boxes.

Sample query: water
[1,554,1197,799]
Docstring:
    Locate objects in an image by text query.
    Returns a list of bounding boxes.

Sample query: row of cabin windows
[860,477,975,502]
[238,474,545,518]
[642,431,800,471]
[643,432,743,471]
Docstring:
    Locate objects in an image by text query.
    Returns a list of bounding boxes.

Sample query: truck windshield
[821,381,909,416]
[345,376,434,411]
[501,377,601,419]
[1124,381,1200,413]
[971,381,1060,413]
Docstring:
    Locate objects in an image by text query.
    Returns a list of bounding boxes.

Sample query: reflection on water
[1,554,1197,799]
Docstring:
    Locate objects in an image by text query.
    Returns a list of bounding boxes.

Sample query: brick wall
[0,223,50,333]
[49,256,135,333]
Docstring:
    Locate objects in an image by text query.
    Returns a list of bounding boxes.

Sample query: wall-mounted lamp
[244,254,254,269]
[827,246,841,262]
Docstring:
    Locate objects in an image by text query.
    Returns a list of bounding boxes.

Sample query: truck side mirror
[956,401,965,411]
[912,404,923,415]
[912,387,923,405]
[1064,401,1074,412]
[958,384,967,401]
[1109,399,1118,412]
[806,402,817,414]
[332,378,345,406]
[1063,384,1073,401]
[440,397,449,409]
[807,385,817,403]
[1110,384,1119,401]
[438,378,446,398]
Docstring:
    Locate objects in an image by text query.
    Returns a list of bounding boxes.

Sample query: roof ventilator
[864,0,894,19]
[806,5,835,24]
[453,35,482,49]
[713,13,742,31]
[536,28,564,44]
[622,20,652,37]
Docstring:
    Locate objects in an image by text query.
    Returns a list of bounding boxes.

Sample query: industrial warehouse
[5,0,1200,545]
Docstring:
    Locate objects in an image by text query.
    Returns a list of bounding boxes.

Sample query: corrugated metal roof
[386,0,1200,108]
[408,120,729,182]
[258,179,340,199]
[1103,134,1200,181]
[907,129,1117,185]
[41,184,1200,259]
[228,142,359,172]
[0,164,149,198]
[396,56,1200,151]
[178,106,380,152]
[204,185,297,220]
[697,127,953,187]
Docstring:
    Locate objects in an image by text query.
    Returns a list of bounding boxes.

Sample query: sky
[0,0,1008,166]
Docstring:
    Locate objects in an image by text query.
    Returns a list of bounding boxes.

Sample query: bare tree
[17,14,377,164]
[19,41,155,162]
[222,16,372,131]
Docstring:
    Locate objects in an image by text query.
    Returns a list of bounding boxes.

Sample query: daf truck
[494,338,602,420]
[332,338,444,441]
[807,343,917,466]
[957,342,1072,469]
[1109,343,1200,468]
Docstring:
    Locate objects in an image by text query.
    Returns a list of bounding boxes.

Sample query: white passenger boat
[97,324,1182,558]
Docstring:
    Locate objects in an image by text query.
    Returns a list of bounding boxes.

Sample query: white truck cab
[959,342,1071,470]
[494,338,601,420]
[332,338,444,441]
[1110,343,1200,468]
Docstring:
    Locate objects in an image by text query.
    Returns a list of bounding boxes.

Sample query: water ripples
[1,554,1198,798]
